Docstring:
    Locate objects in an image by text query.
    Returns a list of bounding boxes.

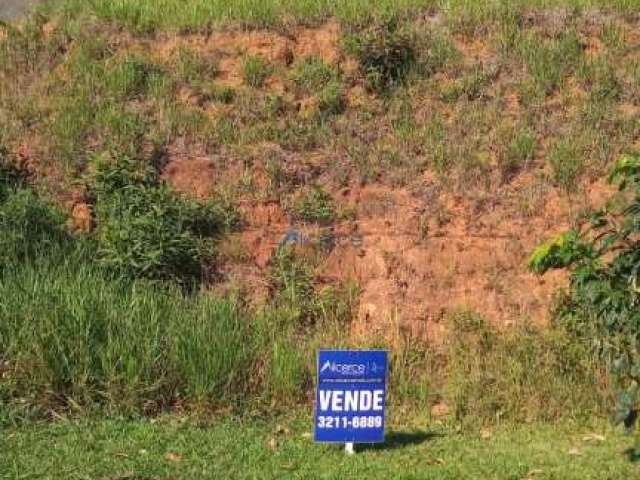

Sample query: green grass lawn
[2,414,638,479]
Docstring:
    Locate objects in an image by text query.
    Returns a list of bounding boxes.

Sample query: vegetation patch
[346,20,417,93]
[88,154,237,284]
[531,154,640,437]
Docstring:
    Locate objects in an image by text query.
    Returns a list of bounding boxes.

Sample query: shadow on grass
[358,431,443,452]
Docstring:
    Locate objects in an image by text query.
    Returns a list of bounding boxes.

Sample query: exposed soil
[123,21,625,341]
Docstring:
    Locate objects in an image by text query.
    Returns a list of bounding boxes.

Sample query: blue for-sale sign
[314,350,388,443]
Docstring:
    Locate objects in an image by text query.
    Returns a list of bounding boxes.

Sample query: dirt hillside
[2,8,639,343]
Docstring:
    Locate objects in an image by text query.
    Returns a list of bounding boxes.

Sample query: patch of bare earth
[151,20,623,341]
[140,21,343,90]
[161,141,217,199]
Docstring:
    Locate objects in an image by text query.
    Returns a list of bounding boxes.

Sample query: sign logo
[320,361,366,376]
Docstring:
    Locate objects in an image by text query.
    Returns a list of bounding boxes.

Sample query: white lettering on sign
[318,390,385,412]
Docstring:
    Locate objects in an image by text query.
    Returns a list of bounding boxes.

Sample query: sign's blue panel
[314,350,387,443]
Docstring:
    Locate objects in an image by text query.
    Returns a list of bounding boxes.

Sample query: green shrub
[293,186,335,224]
[347,20,416,93]
[530,154,640,437]
[0,188,68,268]
[292,56,339,91]
[89,155,237,283]
[243,55,270,88]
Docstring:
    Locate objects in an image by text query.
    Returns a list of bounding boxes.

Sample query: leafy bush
[0,154,68,268]
[530,154,640,435]
[293,186,335,224]
[0,189,68,268]
[347,20,416,93]
[89,155,237,283]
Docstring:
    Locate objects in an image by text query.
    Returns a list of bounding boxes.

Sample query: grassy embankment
[1,0,640,468]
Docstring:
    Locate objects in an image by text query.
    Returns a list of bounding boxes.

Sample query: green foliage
[347,20,416,93]
[0,184,68,268]
[0,256,251,416]
[89,155,237,283]
[500,128,535,181]
[292,56,339,91]
[174,46,218,85]
[443,312,606,426]
[243,55,270,88]
[293,186,335,224]
[528,231,591,274]
[531,154,640,436]
[548,141,583,192]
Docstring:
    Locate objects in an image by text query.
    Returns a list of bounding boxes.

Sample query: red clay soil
[150,22,620,342]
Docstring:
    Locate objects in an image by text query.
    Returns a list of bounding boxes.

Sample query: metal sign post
[314,350,388,453]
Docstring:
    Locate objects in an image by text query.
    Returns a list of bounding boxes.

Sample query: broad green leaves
[531,154,640,434]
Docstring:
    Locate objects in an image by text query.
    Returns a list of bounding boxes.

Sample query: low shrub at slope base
[0,155,69,267]
[530,154,640,437]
